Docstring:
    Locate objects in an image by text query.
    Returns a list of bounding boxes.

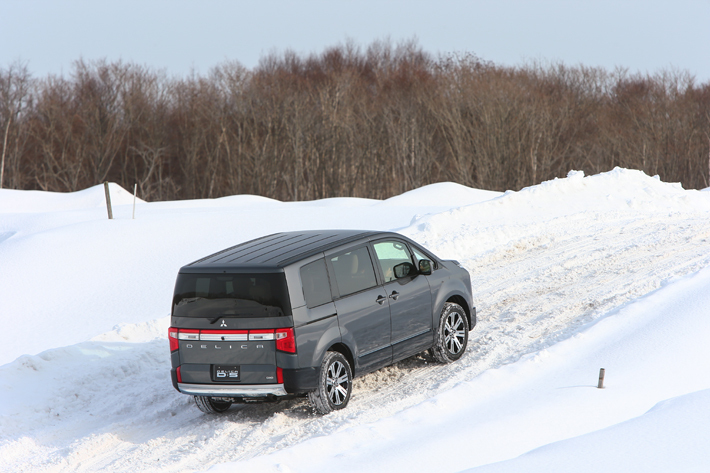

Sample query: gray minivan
[169,230,475,414]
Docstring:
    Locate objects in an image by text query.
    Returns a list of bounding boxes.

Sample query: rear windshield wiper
[208,314,254,324]
[178,297,201,306]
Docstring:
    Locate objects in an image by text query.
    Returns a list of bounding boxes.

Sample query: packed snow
[1,168,709,472]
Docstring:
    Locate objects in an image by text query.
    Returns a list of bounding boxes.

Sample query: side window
[373,241,413,283]
[329,247,378,297]
[300,259,333,308]
[412,246,438,270]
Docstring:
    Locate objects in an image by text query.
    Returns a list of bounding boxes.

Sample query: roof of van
[182,229,387,272]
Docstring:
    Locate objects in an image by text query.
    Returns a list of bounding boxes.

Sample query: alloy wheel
[444,311,466,354]
[326,360,350,405]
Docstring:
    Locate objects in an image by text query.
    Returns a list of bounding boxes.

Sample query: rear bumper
[172,366,318,394]
[177,383,288,397]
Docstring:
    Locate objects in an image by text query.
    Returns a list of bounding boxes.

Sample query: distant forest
[2,40,709,201]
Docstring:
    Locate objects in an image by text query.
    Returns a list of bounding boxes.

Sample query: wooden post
[104,181,113,220]
[132,183,137,219]
[597,368,605,389]
[0,115,11,190]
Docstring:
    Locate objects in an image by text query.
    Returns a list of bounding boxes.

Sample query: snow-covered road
[1,169,709,472]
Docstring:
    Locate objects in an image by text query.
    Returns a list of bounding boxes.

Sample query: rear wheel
[308,351,352,415]
[194,395,232,414]
[430,302,469,363]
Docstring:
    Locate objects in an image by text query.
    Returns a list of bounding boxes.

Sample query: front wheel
[308,351,353,415]
[430,302,469,363]
[194,396,232,414]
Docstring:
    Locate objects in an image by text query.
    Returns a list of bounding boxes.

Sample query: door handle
[376,295,387,305]
[389,291,399,301]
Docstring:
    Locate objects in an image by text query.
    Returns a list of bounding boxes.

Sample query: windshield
[172,273,291,319]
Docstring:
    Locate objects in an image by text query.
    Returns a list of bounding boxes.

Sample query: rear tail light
[275,328,296,353]
[176,366,182,383]
[169,327,179,352]
[277,366,283,383]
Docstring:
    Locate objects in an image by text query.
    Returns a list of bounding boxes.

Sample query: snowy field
[1,168,709,472]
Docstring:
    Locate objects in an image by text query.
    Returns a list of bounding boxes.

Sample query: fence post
[104,181,113,220]
[597,368,606,389]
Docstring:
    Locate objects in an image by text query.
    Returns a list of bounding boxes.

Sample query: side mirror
[393,262,415,279]
[418,259,432,275]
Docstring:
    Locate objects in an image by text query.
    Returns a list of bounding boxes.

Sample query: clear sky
[2,0,709,83]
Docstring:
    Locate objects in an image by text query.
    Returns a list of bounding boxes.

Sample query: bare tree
[2,41,709,200]
[0,61,33,189]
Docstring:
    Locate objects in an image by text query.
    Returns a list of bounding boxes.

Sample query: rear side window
[300,259,332,308]
[172,273,291,318]
[329,246,377,297]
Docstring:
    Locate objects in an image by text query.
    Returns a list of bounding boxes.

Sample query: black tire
[308,351,353,415]
[430,302,469,363]
[194,395,232,414]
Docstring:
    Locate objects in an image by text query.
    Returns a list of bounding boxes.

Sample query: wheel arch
[327,342,356,377]
[445,294,474,329]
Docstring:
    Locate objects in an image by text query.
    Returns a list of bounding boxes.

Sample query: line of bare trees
[2,40,709,201]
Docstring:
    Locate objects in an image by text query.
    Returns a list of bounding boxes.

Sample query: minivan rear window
[172,273,291,318]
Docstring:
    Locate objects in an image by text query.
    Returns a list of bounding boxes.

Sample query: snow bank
[403,168,710,261]
[1,169,710,472]
[383,181,501,208]
[0,182,143,213]
[471,389,710,473]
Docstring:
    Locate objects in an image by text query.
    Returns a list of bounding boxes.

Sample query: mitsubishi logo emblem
[220,320,227,327]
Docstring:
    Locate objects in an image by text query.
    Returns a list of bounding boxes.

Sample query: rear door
[178,329,279,384]
[172,272,291,385]
[371,239,433,360]
[326,245,392,373]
